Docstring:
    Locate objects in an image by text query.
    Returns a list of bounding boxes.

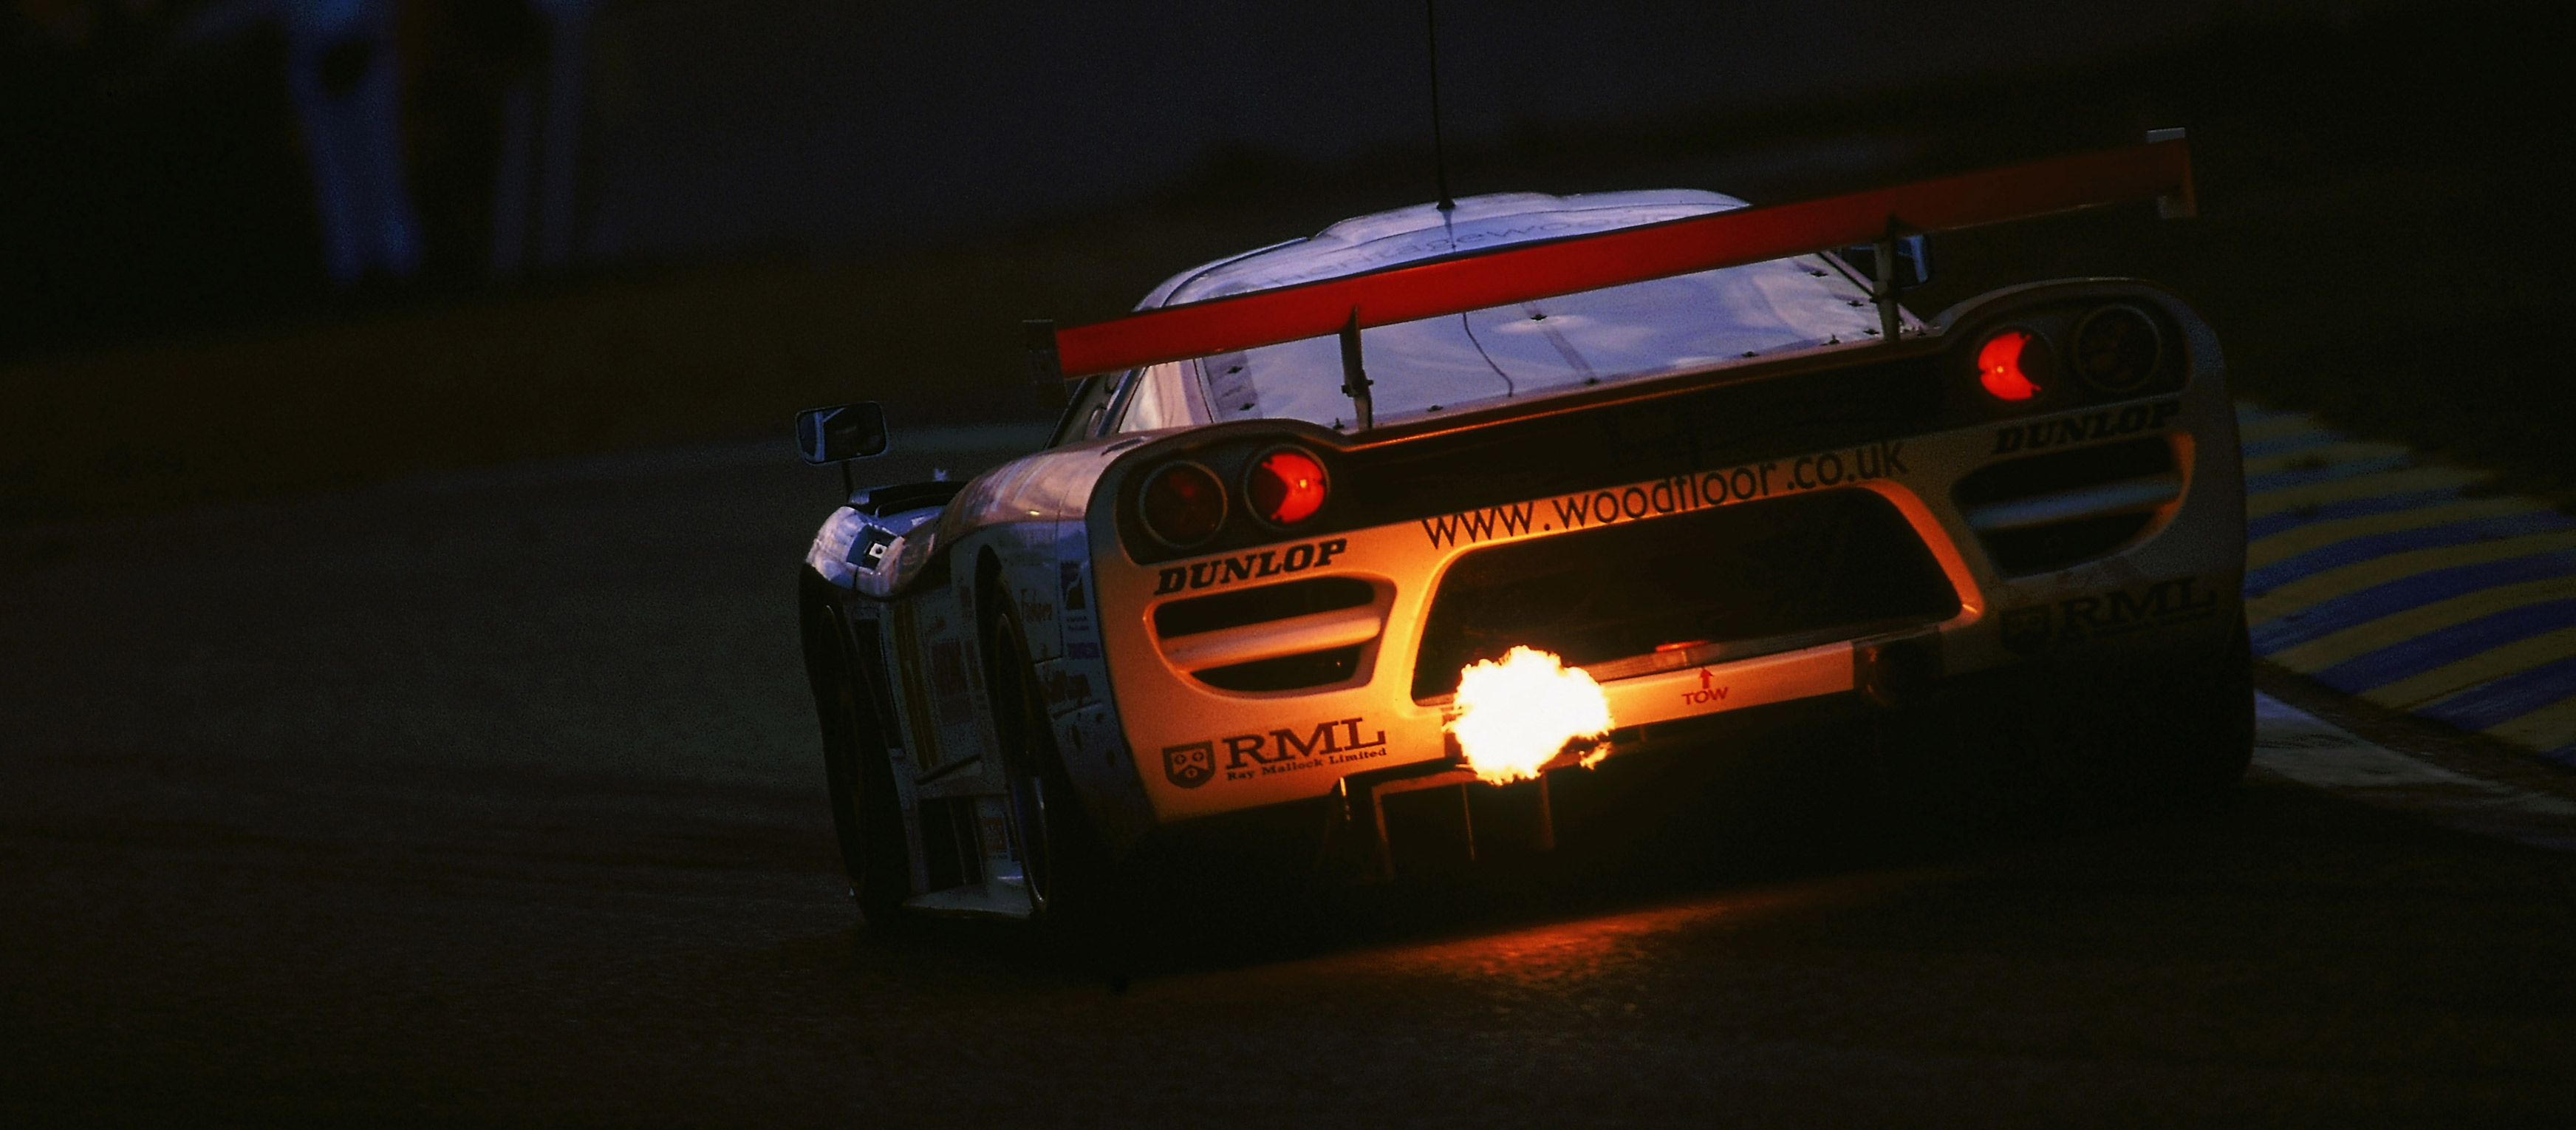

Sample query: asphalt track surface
[6,440,2575,1127]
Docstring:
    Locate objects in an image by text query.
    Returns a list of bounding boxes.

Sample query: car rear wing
[1029,132,2193,383]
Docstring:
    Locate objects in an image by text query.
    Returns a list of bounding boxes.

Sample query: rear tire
[804,594,912,928]
[2016,611,2256,807]
[1875,613,2254,827]
[985,608,1111,942]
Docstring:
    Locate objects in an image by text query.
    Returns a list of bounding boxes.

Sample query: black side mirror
[795,402,889,463]
[1837,234,1933,290]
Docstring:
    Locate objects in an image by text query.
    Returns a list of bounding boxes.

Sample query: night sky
[576,0,2341,256]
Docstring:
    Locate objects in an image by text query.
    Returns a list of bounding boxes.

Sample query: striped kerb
[2237,405,2576,763]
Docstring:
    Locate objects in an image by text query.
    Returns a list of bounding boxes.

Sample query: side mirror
[1837,234,1933,290]
[795,402,889,463]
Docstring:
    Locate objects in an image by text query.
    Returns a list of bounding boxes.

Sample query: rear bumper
[1127,610,2243,877]
[1094,310,2242,829]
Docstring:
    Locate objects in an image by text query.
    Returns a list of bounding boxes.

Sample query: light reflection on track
[1360,897,1772,989]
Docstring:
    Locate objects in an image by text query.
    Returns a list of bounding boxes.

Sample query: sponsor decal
[1678,667,1732,707]
[1067,641,1101,658]
[1992,398,2181,455]
[1155,537,1350,594]
[926,637,977,730]
[1420,502,1538,549]
[1160,717,1393,785]
[978,807,1013,858]
[1016,590,1054,624]
[1163,741,1215,789]
[1419,441,1909,549]
[2001,575,2222,655]
[844,526,897,570]
[1059,561,1088,611]
[1042,668,1094,709]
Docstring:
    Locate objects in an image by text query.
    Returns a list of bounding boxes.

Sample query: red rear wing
[1042,135,2192,379]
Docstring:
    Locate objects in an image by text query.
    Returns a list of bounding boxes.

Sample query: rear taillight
[2071,304,2162,393]
[1140,462,1226,548]
[1976,327,2049,401]
[1245,446,1328,527]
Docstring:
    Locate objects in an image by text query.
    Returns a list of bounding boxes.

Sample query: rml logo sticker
[2001,575,2222,654]
[1162,741,1215,789]
[1166,717,1393,784]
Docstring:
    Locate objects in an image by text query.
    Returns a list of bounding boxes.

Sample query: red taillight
[1976,328,2046,401]
[1246,447,1329,526]
[1140,462,1226,547]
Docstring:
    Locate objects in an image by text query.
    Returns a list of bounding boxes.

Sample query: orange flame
[1446,646,1613,785]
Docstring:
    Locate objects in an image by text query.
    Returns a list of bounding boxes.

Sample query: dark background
[10,0,2334,346]
[7,0,2569,534]
[7,0,2569,523]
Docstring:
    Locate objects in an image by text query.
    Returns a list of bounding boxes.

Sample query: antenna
[1426,0,1455,211]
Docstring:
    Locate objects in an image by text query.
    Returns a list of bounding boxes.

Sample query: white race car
[796,134,2247,925]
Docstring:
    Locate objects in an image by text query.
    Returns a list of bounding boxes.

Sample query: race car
[795,132,2249,925]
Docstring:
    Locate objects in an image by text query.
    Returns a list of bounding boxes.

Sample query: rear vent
[1954,437,2179,575]
[1195,647,1364,692]
[1412,489,1958,701]
[1154,577,1373,637]
[1155,576,1382,693]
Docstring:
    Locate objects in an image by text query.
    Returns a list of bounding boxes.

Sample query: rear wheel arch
[975,542,1124,928]
[972,542,1070,752]
[975,545,1062,780]
[985,602,1113,936]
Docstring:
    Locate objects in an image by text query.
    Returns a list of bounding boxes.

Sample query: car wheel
[1889,613,2255,826]
[803,596,912,928]
[985,607,1108,939]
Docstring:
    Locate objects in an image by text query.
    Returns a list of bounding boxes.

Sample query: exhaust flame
[1446,646,1614,785]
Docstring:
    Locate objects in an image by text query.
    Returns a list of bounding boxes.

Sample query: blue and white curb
[2253,694,2576,851]
[2238,404,2576,766]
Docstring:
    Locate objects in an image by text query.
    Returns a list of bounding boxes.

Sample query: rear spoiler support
[1337,309,1375,432]
[1871,225,1908,345]
[2145,127,2196,218]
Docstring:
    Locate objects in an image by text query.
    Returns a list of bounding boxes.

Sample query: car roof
[1140,189,1750,310]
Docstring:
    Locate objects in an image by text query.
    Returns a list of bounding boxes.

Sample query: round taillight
[1246,446,1329,527]
[2071,304,2162,393]
[1140,461,1226,548]
[1975,327,2049,401]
